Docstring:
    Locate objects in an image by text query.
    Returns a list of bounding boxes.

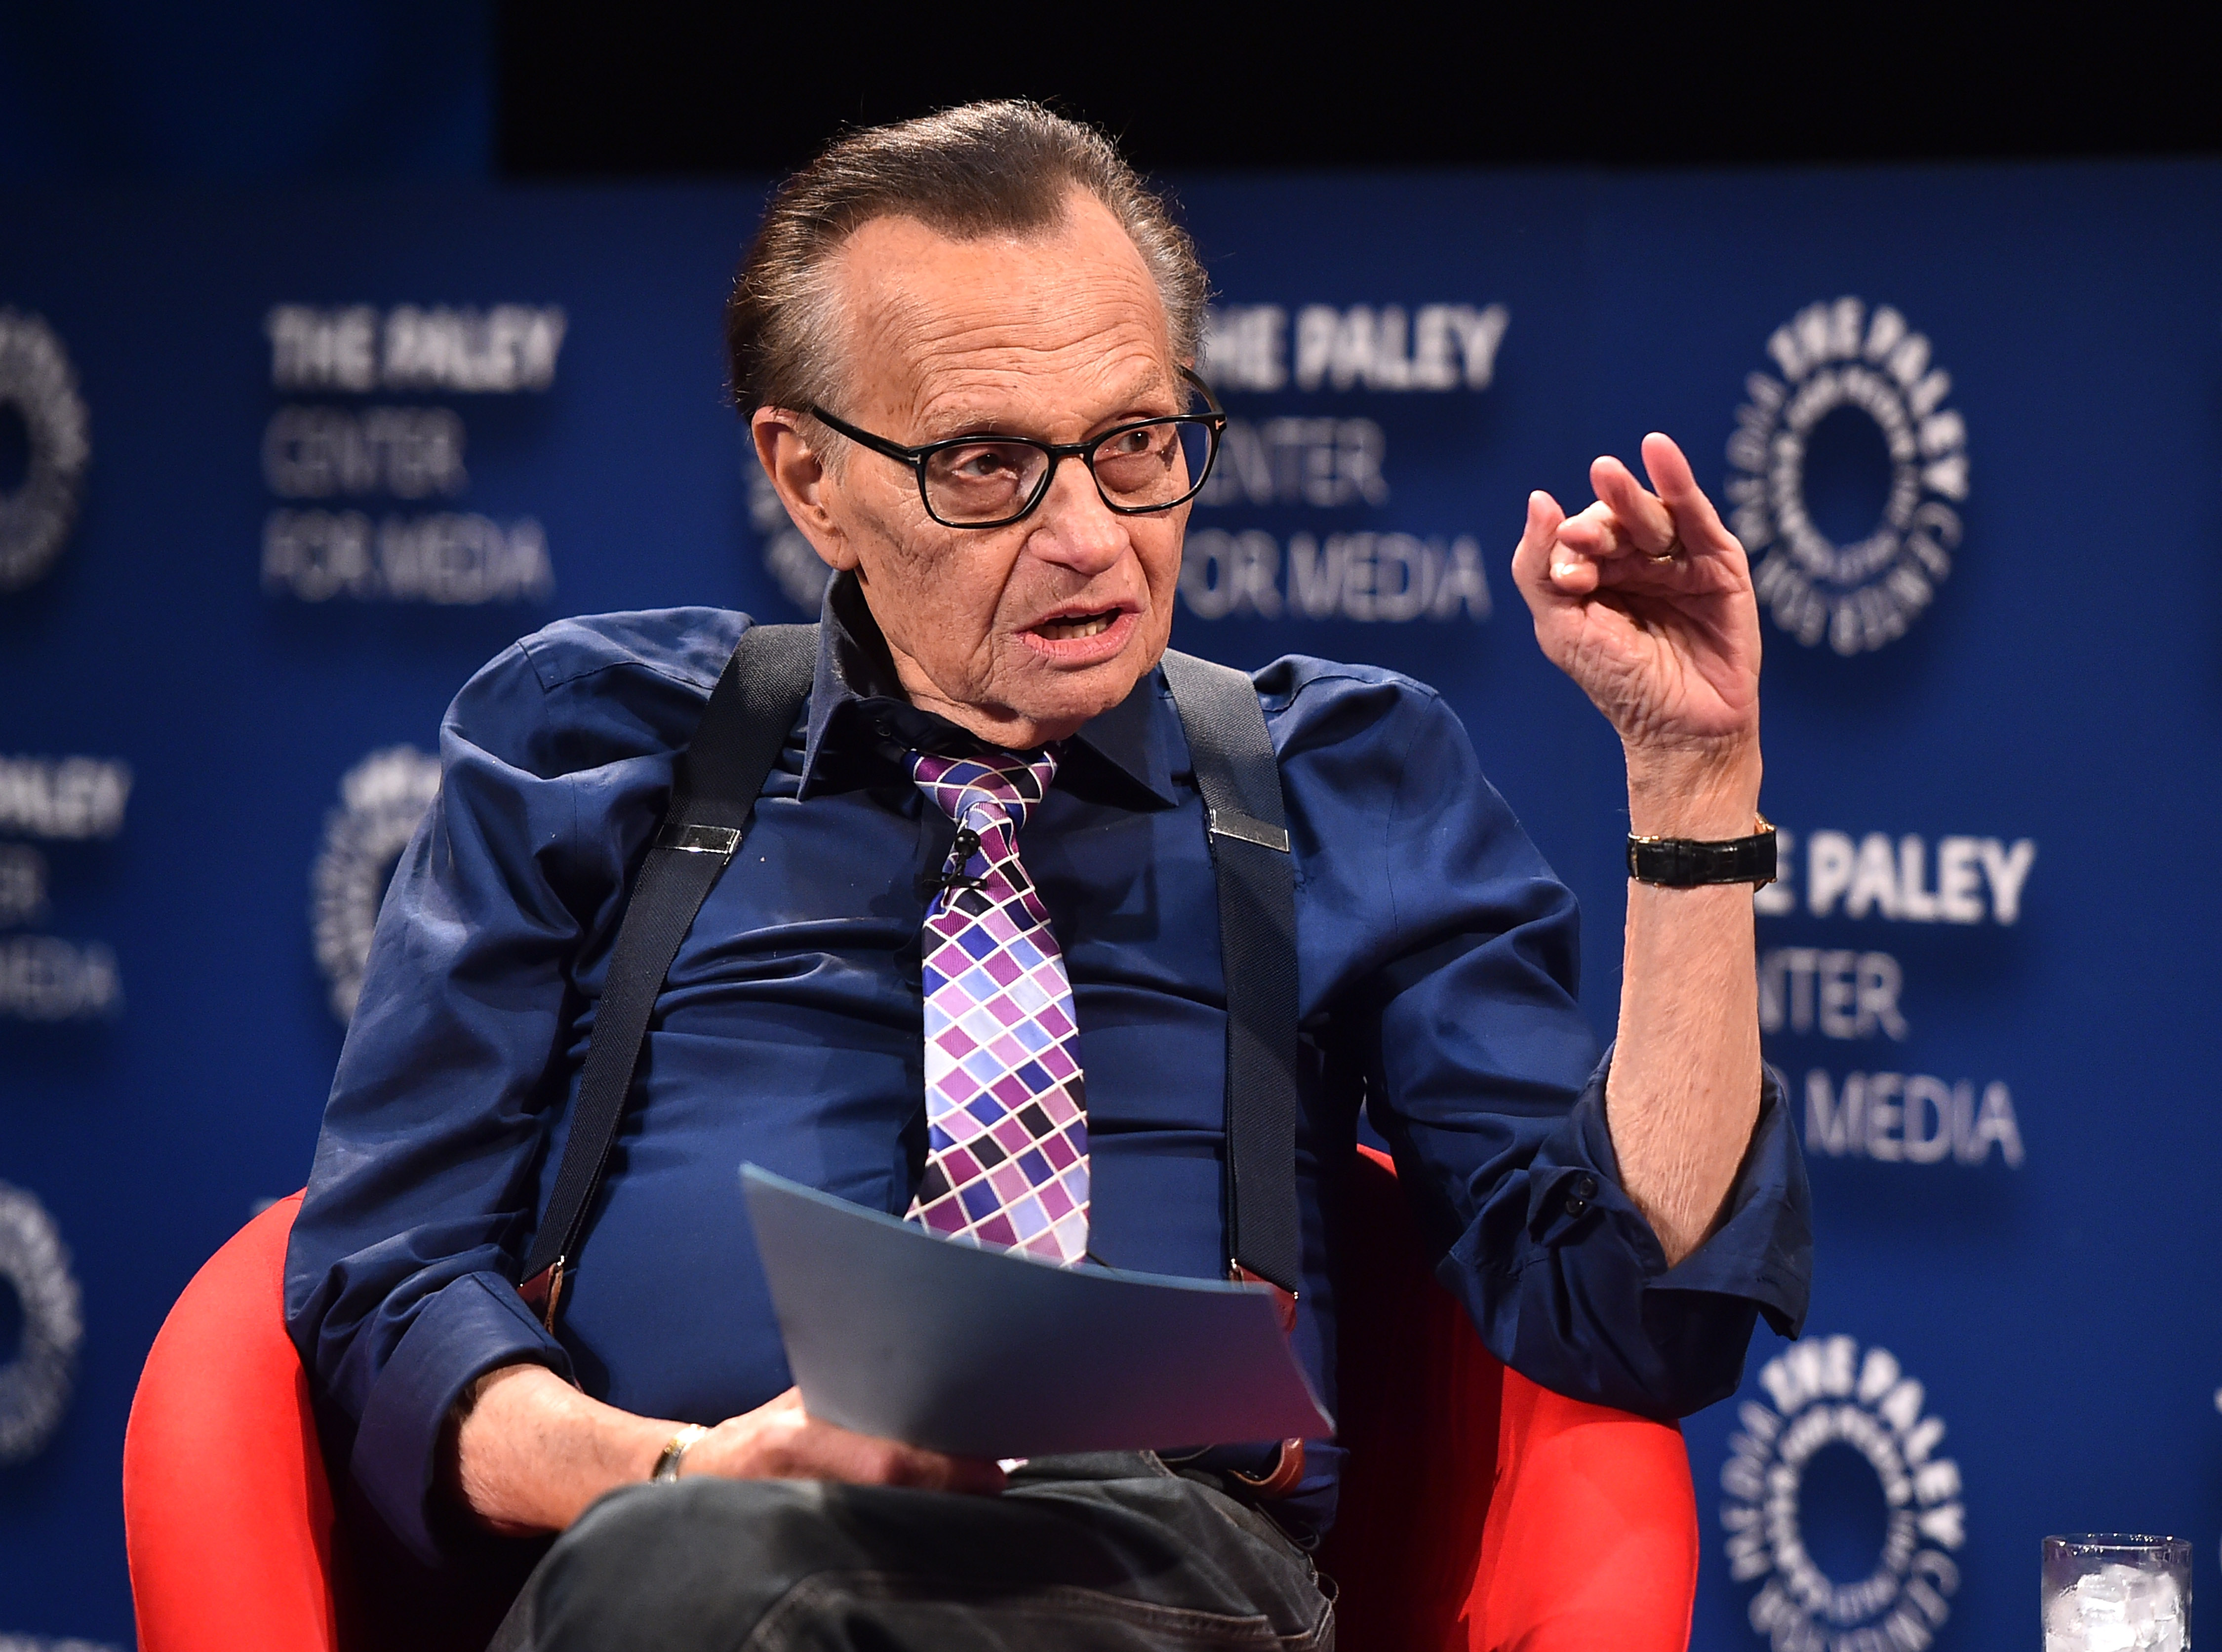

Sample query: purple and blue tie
[904,744,1090,1266]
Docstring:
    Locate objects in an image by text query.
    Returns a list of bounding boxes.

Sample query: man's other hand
[450,1365,1004,1535]
[681,1387,1007,1495]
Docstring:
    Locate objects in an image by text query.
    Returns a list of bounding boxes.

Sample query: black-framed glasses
[807,367,1227,530]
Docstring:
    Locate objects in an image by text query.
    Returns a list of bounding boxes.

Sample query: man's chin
[999,650,1159,745]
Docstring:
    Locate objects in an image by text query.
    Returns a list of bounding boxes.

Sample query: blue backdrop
[4,160,2218,1650]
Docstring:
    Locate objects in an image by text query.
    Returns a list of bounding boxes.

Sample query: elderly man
[287,101,1808,1652]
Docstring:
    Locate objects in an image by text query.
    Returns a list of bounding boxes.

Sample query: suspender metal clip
[657,822,742,858]
[1206,807,1290,854]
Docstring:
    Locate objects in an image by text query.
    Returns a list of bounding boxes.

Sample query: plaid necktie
[904,743,1089,1265]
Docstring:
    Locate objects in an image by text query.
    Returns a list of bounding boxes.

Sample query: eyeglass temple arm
[1179,365,1226,418]
[804,405,921,465]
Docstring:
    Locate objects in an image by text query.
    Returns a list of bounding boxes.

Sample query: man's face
[754,192,1190,749]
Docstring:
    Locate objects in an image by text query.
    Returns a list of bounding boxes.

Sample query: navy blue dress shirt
[285,573,1811,1569]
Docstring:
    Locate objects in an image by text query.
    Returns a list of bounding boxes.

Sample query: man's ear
[752,408,857,572]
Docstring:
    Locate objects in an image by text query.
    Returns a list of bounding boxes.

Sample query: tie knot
[908,744,1060,834]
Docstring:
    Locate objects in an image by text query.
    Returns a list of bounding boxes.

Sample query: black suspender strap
[1158,650,1303,1305]
[1160,649,1308,1500]
[517,622,817,1329]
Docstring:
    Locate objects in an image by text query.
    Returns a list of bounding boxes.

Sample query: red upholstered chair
[124,1158,1699,1652]
[123,1192,347,1652]
[1321,1145,1700,1650]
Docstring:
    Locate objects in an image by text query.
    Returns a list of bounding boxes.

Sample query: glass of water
[2043,1534,2191,1652]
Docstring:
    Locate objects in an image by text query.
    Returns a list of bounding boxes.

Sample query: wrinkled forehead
[825,192,1177,427]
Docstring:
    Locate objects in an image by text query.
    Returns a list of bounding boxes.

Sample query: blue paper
[740,1165,1334,1458]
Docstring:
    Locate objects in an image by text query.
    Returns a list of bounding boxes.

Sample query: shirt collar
[796,570,1177,808]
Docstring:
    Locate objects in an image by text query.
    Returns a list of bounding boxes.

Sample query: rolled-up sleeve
[282,615,731,1565]
[1276,662,1812,1421]
[1450,1051,1811,1418]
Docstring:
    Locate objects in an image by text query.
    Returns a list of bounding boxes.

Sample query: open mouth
[1032,609,1120,641]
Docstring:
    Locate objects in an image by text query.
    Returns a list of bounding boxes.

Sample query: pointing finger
[1589,454,1676,555]
[1639,433,1739,558]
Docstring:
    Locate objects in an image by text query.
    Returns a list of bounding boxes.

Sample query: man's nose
[1023,455,1129,577]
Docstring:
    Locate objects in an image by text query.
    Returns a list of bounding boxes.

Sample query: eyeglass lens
[920,419,1216,524]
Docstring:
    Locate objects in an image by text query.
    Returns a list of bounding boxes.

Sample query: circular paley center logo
[1725,297,1967,657]
[313,745,442,1023]
[1721,1334,1966,1652]
[0,310,91,595]
[0,1180,82,1464]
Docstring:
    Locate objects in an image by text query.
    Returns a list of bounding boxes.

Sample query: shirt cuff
[349,1270,574,1567]
[1645,1062,1812,1338]
[1532,1049,1812,1339]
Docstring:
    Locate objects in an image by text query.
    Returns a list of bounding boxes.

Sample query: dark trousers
[490,1452,1334,1652]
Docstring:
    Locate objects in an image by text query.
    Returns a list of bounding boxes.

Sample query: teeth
[1038,613,1115,641]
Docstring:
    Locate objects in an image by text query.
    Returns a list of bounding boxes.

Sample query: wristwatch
[650,1423,711,1483]
[1626,815,1778,887]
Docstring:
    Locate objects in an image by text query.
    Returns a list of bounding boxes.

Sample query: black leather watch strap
[1626,817,1777,887]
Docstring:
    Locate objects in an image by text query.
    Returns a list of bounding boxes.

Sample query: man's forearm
[450,1363,677,1534]
[448,1366,1010,1535]
[1604,750,1765,1266]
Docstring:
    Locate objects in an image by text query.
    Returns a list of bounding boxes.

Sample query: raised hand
[1510,432,1761,837]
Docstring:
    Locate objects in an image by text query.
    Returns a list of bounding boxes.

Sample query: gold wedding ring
[1642,538,1684,564]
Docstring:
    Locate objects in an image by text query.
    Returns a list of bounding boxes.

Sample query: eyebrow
[912,369,1178,445]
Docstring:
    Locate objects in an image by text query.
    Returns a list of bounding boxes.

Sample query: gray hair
[725,100,1207,418]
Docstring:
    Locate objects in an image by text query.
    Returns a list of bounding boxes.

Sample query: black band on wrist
[1626,816,1777,887]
